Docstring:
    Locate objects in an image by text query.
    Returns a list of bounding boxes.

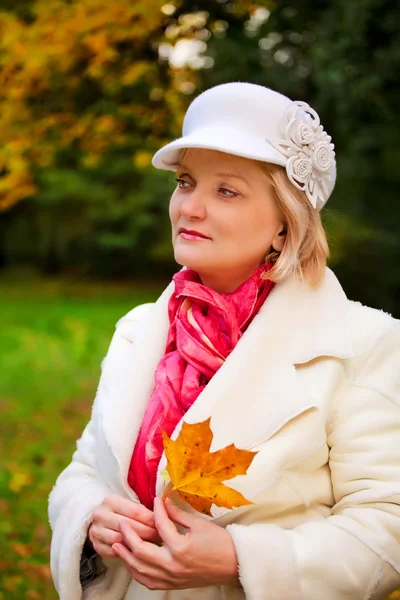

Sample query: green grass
[0,276,161,599]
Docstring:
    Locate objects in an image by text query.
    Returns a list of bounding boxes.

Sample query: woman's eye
[175,178,237,197]
[219,187,238,198]
[175,178,191,189]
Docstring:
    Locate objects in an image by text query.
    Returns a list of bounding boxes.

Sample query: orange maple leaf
[161,418,257,516]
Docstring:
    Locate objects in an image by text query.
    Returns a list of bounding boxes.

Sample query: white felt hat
[152,81,336,210]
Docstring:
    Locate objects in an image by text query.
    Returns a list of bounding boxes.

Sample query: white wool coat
[48,267,400,600]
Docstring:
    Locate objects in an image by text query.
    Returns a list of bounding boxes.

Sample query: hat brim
[151,126,287,170]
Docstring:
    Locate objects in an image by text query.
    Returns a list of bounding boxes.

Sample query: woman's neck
[196,263,264,294]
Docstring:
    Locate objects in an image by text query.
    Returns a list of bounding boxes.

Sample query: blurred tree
[0,0,260,275]
[0,0,184,212]
[0,0,34,20]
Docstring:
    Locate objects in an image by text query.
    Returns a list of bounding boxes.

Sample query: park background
[0,0,399,598]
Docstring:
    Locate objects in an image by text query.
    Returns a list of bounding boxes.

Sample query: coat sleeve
[48,303,153,600]
[227,320,400,600]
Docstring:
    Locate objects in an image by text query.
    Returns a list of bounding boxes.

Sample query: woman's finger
[91,523,158,546]
[118,519,148,554]
[91,526,124,547]
[163,497,203,530]
[92,539,117,558]
[118,519,170,568]
[112,542,171,582]
[121,518,160,542]
[91,505,121,532]
[106,495,156,527]
[128,569,171,591]
[93,510,159,541]
[153,497,182,548]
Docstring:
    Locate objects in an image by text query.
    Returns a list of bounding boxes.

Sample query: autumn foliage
[0,0,188,211]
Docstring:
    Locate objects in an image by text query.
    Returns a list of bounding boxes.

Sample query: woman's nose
[180,189,207,220]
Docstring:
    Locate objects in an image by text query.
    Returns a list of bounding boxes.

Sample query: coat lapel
[98,280,173,497]
[99,267,353,500]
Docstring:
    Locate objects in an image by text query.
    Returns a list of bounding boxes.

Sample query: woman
[48,82,400,600]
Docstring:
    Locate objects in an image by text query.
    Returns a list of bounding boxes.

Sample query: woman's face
[169,149,286,293]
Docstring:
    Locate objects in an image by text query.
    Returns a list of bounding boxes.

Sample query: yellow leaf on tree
[134,151,153,169]
[162,418,257,516]
[9,471,32,493]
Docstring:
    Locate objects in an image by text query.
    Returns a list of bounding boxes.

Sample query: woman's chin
[173,248,213,273]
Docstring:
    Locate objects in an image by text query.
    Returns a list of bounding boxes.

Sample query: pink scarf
[128,262,275,509]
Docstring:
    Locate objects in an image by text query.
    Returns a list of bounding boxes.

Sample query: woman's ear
[272,228,287,252]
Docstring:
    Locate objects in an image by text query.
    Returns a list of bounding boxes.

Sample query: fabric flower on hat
[275,101,335,209]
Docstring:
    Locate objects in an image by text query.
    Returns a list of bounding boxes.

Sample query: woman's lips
[179,230,210,241]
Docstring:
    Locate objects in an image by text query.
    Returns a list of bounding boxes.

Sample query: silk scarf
[128,262,275,509]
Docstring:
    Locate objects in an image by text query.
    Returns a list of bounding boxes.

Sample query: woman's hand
[112,497,239,590]
[88,494,161,559]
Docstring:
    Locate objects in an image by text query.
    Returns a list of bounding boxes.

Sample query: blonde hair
[259,162,329,286]
[171,148,329,287]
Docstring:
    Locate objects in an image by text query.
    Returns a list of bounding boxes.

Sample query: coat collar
[99,266,353,499]
[260,265,353,365]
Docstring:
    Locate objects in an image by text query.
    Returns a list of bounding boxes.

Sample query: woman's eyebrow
[214,172,249,184]
[177,165,249,185]
[176,163,191,173]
